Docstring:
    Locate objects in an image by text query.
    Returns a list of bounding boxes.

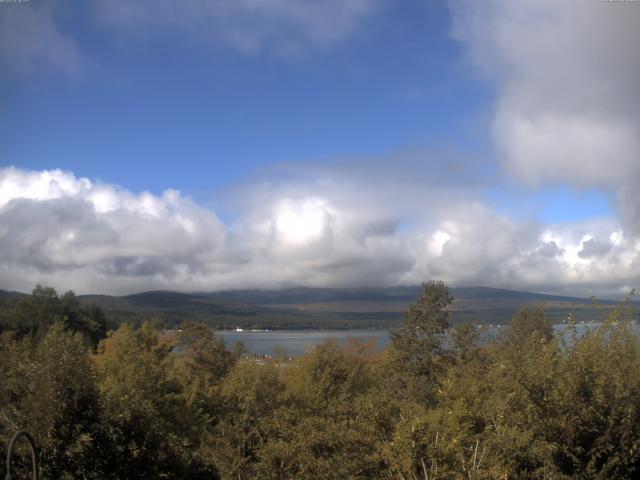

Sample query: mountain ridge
[2,286,634,330]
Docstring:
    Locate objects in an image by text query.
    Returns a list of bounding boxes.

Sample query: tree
[4,285,61,340]
[387,280,453,404]
[59,291,109,347]
[548,309,640,477]
[257,341,385,479]
[450,322,482,363]
[94,322,217,479]
[504,306,553,348]
[208,361,285,479]
[1,286,108,347]
[174,321,235,398]
[0,323,102,479]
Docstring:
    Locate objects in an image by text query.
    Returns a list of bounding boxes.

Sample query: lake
[217,329,391,357]
[217,322,626,357]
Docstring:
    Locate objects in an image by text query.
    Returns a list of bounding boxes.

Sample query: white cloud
[0,167,226,294]
[450,0,640,233]
[1,166,639,297]
[275,198,333,245]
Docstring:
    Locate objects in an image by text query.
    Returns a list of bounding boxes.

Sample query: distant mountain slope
[201,286,609,306]
[199,286,423,305]
[120,290,306,318]
[451,286,603,303]
[0,289,28,301]
[65,286,638,329]
[206,286,639,326]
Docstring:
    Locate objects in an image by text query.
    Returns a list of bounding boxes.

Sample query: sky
[0,0,639,297]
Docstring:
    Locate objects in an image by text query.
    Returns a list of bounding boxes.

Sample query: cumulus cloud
[0,167,225,294]
[1,166,639,296]
[450,0,640,233]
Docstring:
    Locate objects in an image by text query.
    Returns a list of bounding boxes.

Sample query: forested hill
[200,285,613,306]
[2,286,632,330]
[85,286,635,329]
[0,289,27,301]
[76,290,315,329]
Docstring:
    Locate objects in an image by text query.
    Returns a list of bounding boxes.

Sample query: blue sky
[0,0,638,295]
[2,1,488,193]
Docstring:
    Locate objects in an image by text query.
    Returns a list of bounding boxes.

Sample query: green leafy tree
[387,280,453,404]
[174,321,235,398]
[94,322,217,479]
[450,322,482,363]
[504,306,553,348]
[548,309,640,478]
[257,340,386,479]
[0,323,102,479]
[1,286,107,346]
[59,291,109,347]
[209,361,285,479]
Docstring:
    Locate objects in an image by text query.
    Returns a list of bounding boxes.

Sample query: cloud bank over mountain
[1,166,636,296]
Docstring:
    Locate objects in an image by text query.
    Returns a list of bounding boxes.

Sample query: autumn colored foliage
[1,282,639,479]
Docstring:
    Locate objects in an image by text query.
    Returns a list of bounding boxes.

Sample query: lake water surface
[218,329,390,356]
[217,322,628,357]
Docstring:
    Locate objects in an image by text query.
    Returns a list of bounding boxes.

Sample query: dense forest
[1,282,640,479]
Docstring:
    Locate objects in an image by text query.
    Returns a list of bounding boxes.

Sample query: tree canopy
[2,283,640,479]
